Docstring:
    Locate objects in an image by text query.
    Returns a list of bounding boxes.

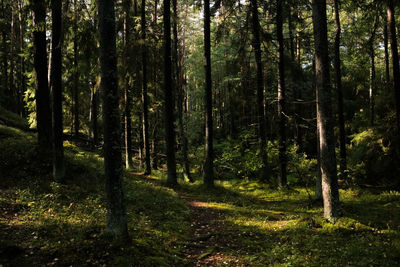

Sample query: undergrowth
[0,124,190,266]
[1,110,399,266]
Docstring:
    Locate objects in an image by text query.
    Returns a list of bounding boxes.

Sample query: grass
[172,180,400,266]
[1,108,399,266]
[0,123,190,266]
[0,106,29,130]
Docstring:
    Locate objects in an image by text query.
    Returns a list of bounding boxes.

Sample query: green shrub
[348,129,399,186]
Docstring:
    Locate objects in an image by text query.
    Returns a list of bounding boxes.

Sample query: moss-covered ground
[0,112,399,266]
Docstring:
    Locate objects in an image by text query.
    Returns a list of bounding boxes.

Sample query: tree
[387,0,400,132]
[50,0,65,182]
[32,0,52,150]
[123,0,133,169]
[203,0,214,188]
[73,0,79,137]
[173,0,192,182]
[368,15,378,126]
[98,0,128,239]
[333,0,347,179]
[277,0,287,187]
[250,0,269,182]
[312,0,340,220]
[163,0,178,187]
[141,0,151,175]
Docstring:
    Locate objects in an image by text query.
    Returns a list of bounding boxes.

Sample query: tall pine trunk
[98,0,128,239]
[333,0,347,180]
[277,0,287,187]
[90,81,99,147]
[1,0,8,106]
[10,4,16,112]
[73,0,79,136]
[203,0,214,188]
[384,23,390,86]
[312,0,340,220]
[141,0,151,174]
[18,0,26,116]
[387,0,400,132]
[123,0,133,169]
[50,0,65,182]
[368,17,378,127]
[250,0,269,182]
[173,0,192,182]
[163,0,177,187]
[32,0,52,151]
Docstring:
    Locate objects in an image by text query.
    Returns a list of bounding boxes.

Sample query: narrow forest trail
[131,173,245,266]
[179,193,244,266]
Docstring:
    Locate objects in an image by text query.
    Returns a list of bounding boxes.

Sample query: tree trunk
[203,0,214,188]
[151,0,159,170]
[123,0,133,169]
[288,6,295,62]
[173,0,192,182]
[141,0,151,175]
[163,0,177,187]
[387,0,400,132]
[90,80,99,147]
[333,0,347,180]
[17,0,26,116]
[250,0,269,182]
[32,0,52,151]
[50,0,65,183]
[384,23,390,86]
[315,124,322,201]
[312,0,340,220]
[73,0,79,137]
[369,17,378,127]
[98,0,128,239]
[10,4,16,112]
[277,0,287,187]
[1,0,8,106]
[295,6,303,152]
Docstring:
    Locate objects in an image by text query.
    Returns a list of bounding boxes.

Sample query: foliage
[0,105,29,130]
[214,131,316,185]
[348,129,399,187]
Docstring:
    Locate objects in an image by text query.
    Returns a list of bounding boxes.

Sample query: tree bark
[384,23,390,86]
[368,17,378,127]
[333,0,347,180]
[50,0,65,182]
[204,0,214,188]
[312,0,340,220]
[10,4,16,112]
[387,0,400,132]
[32,0,52,151]
[90,80,99,147]
[277,0,287,187]
[123,0,133,169]
[141,0,151,175]
[98,0,128,239]
[173,0,192,182]
[73,0,79,137]
[163,0,178,187]
[1,0,8,106]
[17,0,26,116]
[250,0,269,182]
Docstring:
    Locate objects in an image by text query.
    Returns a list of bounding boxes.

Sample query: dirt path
[132,173,244,266]
[179,193,244,266]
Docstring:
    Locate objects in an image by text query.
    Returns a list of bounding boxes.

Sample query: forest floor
[133,172,244,266]
[1,112,400,266]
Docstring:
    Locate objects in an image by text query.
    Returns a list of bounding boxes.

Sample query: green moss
[0,106,29,130]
